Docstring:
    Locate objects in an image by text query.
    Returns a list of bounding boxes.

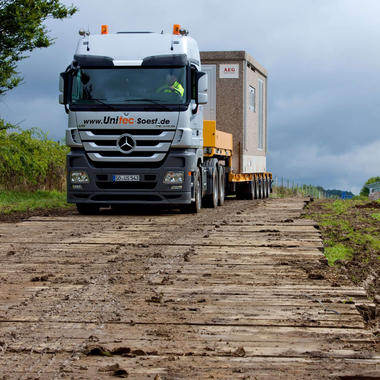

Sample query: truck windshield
[71,67,187,105]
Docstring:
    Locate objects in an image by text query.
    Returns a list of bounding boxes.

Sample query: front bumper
[67,149,196,205]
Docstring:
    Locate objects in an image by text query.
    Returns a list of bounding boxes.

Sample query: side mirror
[59,72,70,114]
[196,72,208,105]
[59,74,64,93]
[59,72,68,105]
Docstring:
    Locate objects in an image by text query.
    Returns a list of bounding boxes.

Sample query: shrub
[0,124,68,191]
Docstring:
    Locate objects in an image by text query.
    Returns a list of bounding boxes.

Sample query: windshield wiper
[124,98,173,111]
[90,98,118,111]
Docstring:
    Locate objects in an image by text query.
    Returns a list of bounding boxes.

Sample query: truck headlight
[71,170,90,184]
[163,171,184,184]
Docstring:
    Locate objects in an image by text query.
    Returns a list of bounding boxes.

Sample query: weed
[324,244,353,266]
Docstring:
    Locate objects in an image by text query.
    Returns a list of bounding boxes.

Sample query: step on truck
[59,24,272,214]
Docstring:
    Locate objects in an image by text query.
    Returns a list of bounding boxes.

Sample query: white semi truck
[59,24,271,214]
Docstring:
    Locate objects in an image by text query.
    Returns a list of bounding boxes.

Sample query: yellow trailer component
[203,120,272,184]
[229,172,273,183]
[229,173,253,182]
[203,120,233,152]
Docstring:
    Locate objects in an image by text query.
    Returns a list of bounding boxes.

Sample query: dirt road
[0,198,379,379]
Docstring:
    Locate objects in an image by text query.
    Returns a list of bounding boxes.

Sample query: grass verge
[0,190,73,215]
[305,198,380,291]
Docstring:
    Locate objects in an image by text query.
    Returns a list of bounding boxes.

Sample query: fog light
[71,170,90,184]
[163,171,184,184]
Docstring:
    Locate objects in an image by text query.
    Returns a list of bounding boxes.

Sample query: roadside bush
[0,124,68,191]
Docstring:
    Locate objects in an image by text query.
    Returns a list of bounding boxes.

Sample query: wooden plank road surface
[0,198,379,379]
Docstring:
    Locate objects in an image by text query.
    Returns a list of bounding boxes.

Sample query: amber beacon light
[101,25,109,34]
[173,24,180,35]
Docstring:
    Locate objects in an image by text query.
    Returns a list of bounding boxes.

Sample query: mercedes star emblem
[117,134,135,154]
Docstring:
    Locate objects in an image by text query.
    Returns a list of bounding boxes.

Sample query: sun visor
[73,54,114,67]
[142,54,187,67]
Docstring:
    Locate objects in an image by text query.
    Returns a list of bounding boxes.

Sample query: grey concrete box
[200,51,268,174]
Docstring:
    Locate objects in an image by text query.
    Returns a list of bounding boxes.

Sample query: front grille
[90,161,164,169]
[79,129,175,165]
[95,151,159,158]
[93,194,162,202]
[89,129,164,136]
[96,182,156,190]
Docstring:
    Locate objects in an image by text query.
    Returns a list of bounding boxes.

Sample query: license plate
[112,175,140,182]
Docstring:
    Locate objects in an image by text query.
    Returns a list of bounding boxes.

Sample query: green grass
[322,199,354,214]
[324,244,354,266]
[306,198,380,272]
[0,190,72,214]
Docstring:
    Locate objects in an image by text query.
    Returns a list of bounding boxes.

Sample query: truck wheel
[76,203,100,215]
[218,165,225,206]
[204,163,219,208]
[182,168,202,213]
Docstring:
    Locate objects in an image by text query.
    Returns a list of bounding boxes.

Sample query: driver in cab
[157,70,184,97]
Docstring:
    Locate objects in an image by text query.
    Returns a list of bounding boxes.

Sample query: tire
[257,179,263,199]
[218,165,225,206]
[204,161,219,208]
[246,180,255,200]
[236,182,245,200]
[254,178,259,199]
[266,179,271,198]
[182,167,202,213]
[263,179,268,198]
[76,203,100,215]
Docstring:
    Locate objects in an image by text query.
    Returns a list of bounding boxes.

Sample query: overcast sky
[0,0,379,194]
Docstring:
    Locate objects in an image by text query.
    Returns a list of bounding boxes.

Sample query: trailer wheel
[254,178,259,199]
[182,167,202,213]
[76,203,100,215]
[261,179,266,199]
[203,159,219,208]
[257,179,263,199]
[244,180,255,200]
[266,179,271,198]
[218,165,225,206]
[263,178,268,198]
[236,182,245,200]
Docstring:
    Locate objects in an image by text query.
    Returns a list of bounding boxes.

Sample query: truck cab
[59,25,207,213]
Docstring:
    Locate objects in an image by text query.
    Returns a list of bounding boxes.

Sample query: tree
[0,0,77,95]
[360,176,380,197]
